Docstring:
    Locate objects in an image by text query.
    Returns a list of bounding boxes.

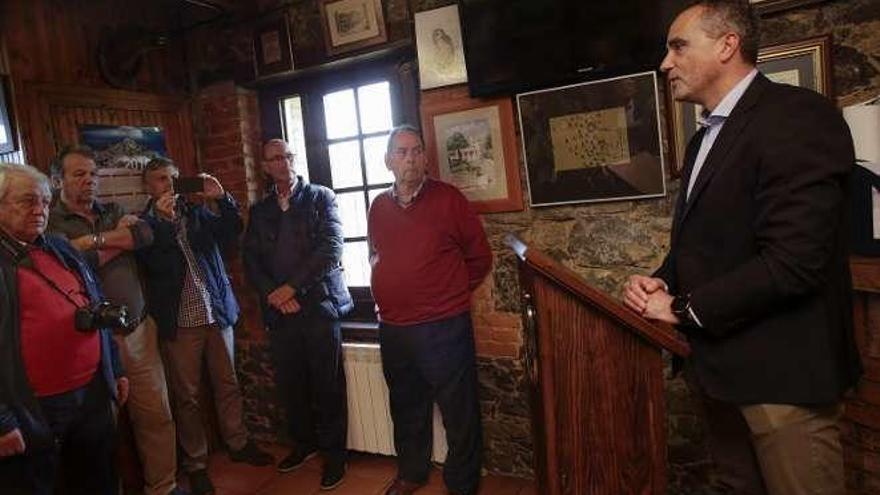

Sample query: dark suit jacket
[655,73,862,405]
[242,179,353,326]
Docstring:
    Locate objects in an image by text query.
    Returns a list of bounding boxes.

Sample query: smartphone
[173,177,204,194]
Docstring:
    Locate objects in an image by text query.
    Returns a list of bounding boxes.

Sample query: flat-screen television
[459,0,689,97]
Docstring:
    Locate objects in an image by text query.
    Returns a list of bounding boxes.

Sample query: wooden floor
[185,444,537,495]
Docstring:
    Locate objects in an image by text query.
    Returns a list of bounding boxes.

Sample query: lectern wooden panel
[508,235,690,495]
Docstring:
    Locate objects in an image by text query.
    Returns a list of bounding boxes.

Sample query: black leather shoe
[320,460,346,490]
[228,440,274,466]
[383,478,426,495]
[188,469,214,495]
[277,445,318,473]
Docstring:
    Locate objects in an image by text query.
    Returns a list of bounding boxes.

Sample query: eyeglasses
[1,194,51,209]
[391,147,423,159]
[265,153,295,162]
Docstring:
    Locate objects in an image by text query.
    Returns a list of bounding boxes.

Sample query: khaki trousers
[741,403,845,495]
[160,325,248,473]
[688,373,845,495]
[115,316,178,495]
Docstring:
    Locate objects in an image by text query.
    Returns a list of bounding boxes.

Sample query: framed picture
[253,15,294,77]
[667,35,832,174]
[415,4,468,90]
[0,76,16,154]
[79,125,168,213]
[516,71,666,207]
[319,0,387,57]
[749,0,826,15]
[420,86,523,213]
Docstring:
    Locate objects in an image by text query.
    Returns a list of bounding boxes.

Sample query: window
[277,67,407,323]
[279,96,310,183]
[320,81,395,289]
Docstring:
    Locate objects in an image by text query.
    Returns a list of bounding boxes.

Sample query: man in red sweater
[368,125,492,495]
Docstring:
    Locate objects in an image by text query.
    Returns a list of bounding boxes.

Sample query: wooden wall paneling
[18,83,196,174]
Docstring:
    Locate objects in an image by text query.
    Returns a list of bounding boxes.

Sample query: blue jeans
[380,312,482,495]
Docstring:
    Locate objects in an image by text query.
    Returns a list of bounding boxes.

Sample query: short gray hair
[691,0,759,65]
[142,156,179,180]
[386,125,423,155]
[0,162,52,202]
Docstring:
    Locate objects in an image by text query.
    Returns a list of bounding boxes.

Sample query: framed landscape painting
[420,86,523,213]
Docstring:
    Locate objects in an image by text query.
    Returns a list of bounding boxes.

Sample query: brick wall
[196,82,266,342]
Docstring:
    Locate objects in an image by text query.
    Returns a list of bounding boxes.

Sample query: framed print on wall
[420,86,523,214]
[667,35,832,173]
[414,4,468,90]
[253,15,294,77]
[319,0,387,57]
[517,71,667,207]
[0,76,16,154]
[749,0,826,15]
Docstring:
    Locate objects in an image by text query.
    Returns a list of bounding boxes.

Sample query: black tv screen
[459,0,688,97]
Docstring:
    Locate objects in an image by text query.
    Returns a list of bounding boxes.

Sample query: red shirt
[18,249,100,397]
[368,179,492,325]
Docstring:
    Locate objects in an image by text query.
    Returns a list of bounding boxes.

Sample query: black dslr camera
[74,301,131,333]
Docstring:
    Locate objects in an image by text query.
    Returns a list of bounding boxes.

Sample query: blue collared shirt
[686,69,759,199]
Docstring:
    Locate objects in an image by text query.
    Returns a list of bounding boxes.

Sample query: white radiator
[343,343,448,463]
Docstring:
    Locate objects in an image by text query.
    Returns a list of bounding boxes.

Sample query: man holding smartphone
[138,158,272,495]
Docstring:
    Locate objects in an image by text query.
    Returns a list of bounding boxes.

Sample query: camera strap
[0,230,88,310]
[11,247,88,311]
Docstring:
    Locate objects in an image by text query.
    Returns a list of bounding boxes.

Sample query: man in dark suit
[622,1,861,494]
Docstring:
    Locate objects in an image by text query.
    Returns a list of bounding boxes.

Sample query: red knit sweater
[368,179,492,326]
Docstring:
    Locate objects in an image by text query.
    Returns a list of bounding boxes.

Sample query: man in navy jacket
[243,139,352,490]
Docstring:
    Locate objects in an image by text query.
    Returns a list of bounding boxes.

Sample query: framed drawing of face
[414,5,468,90]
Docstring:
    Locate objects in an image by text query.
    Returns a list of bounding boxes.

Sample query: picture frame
[319,0,387,57]
[0,76,16,154]
[414,4,468,90]
[667,35,832,174]
[749,0,826,15]
[517,71,667,208]
[253,15,295,77]
[420,85,524,214]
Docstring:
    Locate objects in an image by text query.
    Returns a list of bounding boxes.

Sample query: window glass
[342,241,371,287]
[336,191,368,238]
[363,134,394,185]
[323,89,358,139]
[357,82,392,134]
[328,139,363,189]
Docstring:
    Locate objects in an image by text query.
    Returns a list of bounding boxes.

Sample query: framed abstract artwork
[517,71,667,207]
[420,86,523,213]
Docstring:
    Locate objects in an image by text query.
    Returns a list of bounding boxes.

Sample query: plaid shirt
[175,215,214,328]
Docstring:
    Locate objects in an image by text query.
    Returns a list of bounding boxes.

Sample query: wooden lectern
[507,235,691,495]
